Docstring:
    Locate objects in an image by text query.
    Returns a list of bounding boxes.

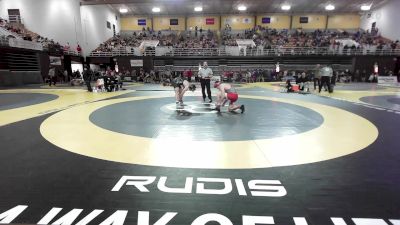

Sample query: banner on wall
[130,60,143,67]
[49,56,62,66]
[138,19,146,26]
[206,18,215,25]
[300,17,309,24]
[170,19,179,25]
[378,76,398,84]
[242,18,252,24]
[262,17,271,24]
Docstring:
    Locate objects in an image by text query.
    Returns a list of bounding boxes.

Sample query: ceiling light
[361,5,371,11]
[238,5,247,11]
[281,5,291,10]
[152,7,160,13]
[194,6,203,12]
[325,4,335,11]
[119,8,128,13]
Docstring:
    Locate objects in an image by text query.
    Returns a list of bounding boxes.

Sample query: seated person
[214,81,245,113]
[95,78,105,92]
[296,72,310,91]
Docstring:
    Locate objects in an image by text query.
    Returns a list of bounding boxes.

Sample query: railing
[242,47,400,56]
[0,27,23,40]
[1,35,81,56]
[0,35,43,51]
[63,49,81,56]
[90,46,400,57]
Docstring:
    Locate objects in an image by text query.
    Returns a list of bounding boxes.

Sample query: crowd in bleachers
[93,28,177,53]
[221,25,399,51]
[2,14,398,56]
[174,29,218,48]
[92,28,219,54]
[89,25,398,56]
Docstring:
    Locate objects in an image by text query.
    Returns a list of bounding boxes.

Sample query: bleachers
[89,27,399,57]
[0,27,22,39]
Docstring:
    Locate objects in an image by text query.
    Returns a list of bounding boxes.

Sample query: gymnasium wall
[80,5,120,56]
[0,0,84,46]
[187,16,220,31]
[327,14,360,29]
[360,0,400,41]
[0,0,121,55]
[121,17,152,31]
[153,16,185,31]
[256,14,291,29]
[292,15,327,29]
[120,14,361,31]
[221,15,255,30]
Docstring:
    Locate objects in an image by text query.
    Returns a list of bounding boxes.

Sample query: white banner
[236,39,256,47]
[335,39,360,48]
[139,40,160,49]
[8,38,43,51]
[130,60,143,67]
[378,76,398,84]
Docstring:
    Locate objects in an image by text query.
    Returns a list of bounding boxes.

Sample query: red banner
[206,18,215,25]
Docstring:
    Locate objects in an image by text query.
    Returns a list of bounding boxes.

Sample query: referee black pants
[200,78,212,101]
[319,76,332,93]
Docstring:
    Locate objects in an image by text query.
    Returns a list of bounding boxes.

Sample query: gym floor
[0,82,399,225]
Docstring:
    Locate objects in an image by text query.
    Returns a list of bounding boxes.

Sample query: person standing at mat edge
[198,61,213,102]
[83,66,93,92]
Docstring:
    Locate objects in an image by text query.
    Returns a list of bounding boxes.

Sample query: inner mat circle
[0,93,59,110]
[89,97,324,141]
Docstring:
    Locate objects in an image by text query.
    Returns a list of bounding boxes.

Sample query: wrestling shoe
[240,105,245,114]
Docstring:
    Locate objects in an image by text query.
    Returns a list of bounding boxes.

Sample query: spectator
[48,67,56,86]
[77,44,82,54]
[187,69,193,82]
[82,66,93,92]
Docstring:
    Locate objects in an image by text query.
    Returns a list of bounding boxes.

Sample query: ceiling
[80,0,390,15]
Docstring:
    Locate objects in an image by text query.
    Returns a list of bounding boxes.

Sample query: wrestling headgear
[189,84,196,92]
[214,81,221,88]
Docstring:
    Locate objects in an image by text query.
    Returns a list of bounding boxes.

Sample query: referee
[198,61,213,102]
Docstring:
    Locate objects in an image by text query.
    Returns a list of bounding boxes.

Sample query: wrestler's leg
[179,85,189,102]
[174,87,180,103]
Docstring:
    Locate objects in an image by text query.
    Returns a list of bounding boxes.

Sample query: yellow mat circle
[40,95,378,169]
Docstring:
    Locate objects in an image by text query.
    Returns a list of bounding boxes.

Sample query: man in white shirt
[319,65,333,93]
[198,61,213,102]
